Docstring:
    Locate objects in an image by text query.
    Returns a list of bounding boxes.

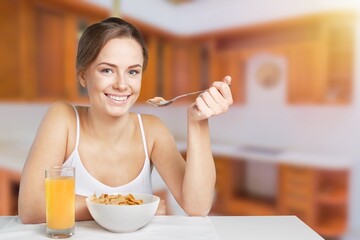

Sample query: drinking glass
[45,166,75,238]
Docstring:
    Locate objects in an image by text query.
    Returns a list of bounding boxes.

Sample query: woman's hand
[188,76,233,121]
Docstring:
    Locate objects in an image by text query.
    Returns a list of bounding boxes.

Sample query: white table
[0,215,324,240]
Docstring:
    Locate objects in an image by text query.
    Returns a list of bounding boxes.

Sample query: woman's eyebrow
[129,64,142,69]
[97,62,117,68]
[97,62,142,69]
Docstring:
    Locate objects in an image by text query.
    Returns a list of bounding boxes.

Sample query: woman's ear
[78,71,86,88]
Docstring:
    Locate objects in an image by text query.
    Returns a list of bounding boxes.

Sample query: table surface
[0,215,324,240]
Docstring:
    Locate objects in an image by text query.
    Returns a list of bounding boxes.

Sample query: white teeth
[107,94,127,101]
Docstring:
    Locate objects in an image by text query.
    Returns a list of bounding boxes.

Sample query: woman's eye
[129,69,140,76]
[101,68,113,74]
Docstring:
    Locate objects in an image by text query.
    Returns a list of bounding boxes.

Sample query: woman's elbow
[18,210,32,224]
[183,204,211,216]
[18,206,45,224]
[19,215,32,224]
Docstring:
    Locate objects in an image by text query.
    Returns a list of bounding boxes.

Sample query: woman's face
[81,37,143,116]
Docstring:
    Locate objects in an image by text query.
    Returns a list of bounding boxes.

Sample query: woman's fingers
[189,76,233,121]
[211,76,233,105]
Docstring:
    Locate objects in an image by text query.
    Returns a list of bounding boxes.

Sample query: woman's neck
[84,107,134,144]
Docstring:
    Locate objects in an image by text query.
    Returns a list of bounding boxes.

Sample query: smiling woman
[17,16,233,225]
[79,37,144,114]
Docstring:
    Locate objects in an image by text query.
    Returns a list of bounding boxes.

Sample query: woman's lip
[105,93,130,102]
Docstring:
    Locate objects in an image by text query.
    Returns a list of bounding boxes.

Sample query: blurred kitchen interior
[0,0,360,239]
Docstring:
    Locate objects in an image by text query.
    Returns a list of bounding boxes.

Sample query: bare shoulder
[139,114,173,141]
[42,101,77,126]
[139,114,179,162]
[140,114,168,131]
[47,101,74,115]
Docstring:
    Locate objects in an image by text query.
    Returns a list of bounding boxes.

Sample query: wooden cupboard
[287,16,355,104]
[214,50,246,104]
[212,157,276,216]
[0,168,21,216]
[325,19,355,103]
[138,35,160,103]
[278,165,348,237]
[212,157,349,238]
[1,7,355,105]
[161,40,203,104]
[286,39,326,103]
[208,11,356,105]
[135,11,356,106]
[0,0,109,102]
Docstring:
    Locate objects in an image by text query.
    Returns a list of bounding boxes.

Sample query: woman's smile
[104,93,132,108]
[105,93,130,102]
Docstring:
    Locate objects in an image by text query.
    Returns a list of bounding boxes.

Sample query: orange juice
[45,176,75,230]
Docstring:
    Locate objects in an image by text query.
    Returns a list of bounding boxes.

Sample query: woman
[18,17,232,223]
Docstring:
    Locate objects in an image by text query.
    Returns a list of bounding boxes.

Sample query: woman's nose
[114,74,128,89]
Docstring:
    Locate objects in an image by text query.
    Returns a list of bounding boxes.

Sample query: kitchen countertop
[177,141,354,170]
[0,140,354,174]
[0,215,324,240]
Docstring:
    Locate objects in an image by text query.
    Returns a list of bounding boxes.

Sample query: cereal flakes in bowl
[86,193,160,233]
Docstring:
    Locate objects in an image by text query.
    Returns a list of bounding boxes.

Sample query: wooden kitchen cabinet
[212,156,277,216]
[287,39,327,104]
[314,169,348,237]
[278,165,317,225]
[212,156,349,239]
[0,168,21,216]
[2,3,354,105]
[287,15,355,104]
[215,50,246,104]
[212,156,235,214]
[0,0,109,102]
[206,11,357,105]
[278,164,349,238]
[161,40,203,103]
[137,35,160,103]
[324,19,355,104]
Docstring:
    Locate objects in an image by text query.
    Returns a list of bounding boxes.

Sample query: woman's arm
[18,102,76,224]
[150,76,233,216]
[182,76,233,215]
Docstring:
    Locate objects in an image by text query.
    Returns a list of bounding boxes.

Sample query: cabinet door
[33,4,108,102]
[35,6,67,99]
[161,41,202,103]
[315,169,348,237]
[0,0,36,100]
[325,20,354,104]
[212,156,239,214]
[287,40,327,104]
[216,50,245,104]
[278,165,316,225]
[0,0,21,99]
[0,0,108,101]
[138,35,159,103]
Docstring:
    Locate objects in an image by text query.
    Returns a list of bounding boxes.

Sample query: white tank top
[62,106,153,196]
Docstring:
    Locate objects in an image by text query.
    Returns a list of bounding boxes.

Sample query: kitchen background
[0,0,359,240]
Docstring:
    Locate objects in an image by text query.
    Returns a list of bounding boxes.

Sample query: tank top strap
[72,105,80,149]
[137,114,149,160]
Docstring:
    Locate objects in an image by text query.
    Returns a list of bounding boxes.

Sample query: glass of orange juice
[45,166,75,238]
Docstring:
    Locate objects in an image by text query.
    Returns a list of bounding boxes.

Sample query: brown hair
[76,17,148,76]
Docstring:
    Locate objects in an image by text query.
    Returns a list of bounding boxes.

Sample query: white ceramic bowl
[86,193,160,233]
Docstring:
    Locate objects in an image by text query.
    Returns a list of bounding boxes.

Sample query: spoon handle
[171,90,206,101]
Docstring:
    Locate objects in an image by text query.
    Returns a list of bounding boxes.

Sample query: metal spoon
[146,89,206,107]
